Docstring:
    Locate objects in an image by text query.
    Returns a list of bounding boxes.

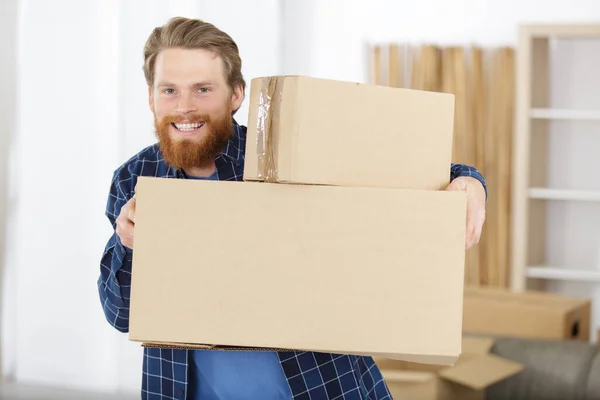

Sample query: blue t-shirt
[186,171,292,400]
[189,351,292,400]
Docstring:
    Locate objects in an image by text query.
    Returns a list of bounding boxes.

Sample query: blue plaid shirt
[98,119,486,400]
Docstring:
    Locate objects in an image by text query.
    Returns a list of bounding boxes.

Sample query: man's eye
[163,88,175,94]
[198,87,210,93]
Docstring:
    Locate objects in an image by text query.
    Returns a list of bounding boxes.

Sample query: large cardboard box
[129,177,467,365]
[375,336,524,400]
[244,75,456,190]
[463,286,591,341]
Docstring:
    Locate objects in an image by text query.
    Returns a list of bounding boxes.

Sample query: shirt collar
[217,118,244,165]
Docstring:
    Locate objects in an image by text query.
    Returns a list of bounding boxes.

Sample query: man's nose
[176,93,197,114]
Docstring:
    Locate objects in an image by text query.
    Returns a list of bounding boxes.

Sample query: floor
[0,381,137,400]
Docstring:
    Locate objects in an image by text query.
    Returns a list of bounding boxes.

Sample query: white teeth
[174,122,204,131]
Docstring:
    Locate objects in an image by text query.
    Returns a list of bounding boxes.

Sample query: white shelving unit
[511,23,600,341]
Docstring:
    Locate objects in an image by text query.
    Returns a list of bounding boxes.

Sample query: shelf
[530,108,600,120]
[522,23,600,38]
[511,22,600,293]
[526,267,600,282]
[529,188,600,201]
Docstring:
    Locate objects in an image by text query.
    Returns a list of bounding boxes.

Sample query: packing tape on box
[256,76,284,182]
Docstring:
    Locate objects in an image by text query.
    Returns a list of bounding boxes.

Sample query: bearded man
[97,17,487,400]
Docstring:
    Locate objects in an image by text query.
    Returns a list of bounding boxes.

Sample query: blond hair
[143,17,246,94]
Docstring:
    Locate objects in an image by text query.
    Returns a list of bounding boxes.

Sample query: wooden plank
[521,23,600,38]
[468,47,486,286]
[510,27,534,292]
[411,45,441,91]
[372,45,382,85]
[496,47,515,288]
[388,44,402,88]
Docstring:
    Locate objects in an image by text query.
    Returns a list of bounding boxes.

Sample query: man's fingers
[465,203,475,249]
[116,216,133,235]
[128,198,136,223]
[115,196,137,250]
[472,215,484,244]
[116,218,135,249]
[465,210,484,250]
[465,224,475,249]
[121,237,134,250]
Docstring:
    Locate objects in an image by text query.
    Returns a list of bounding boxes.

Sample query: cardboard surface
[129,177,467,364]
[460,336,495,354]
[438,353,523,390]
[381,371,442,400]
[463,286,591,341]
[244,75,456,190]
[376,335,523,400]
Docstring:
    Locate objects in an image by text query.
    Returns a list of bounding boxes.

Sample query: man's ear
[148,85,154,113]
[230,84,244,113]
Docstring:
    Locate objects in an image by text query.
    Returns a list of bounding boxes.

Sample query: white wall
[7,0,125,392]
[0,0,18,379]
[283,0,600,82]
[2,0,281,394]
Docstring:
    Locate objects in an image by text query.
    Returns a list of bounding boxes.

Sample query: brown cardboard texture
[463,286,591,341]
[128,177,467,365]
[375,336,523,400]
[244,75,455,190]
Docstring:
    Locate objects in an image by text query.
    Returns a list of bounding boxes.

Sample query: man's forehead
[155,48,225,81]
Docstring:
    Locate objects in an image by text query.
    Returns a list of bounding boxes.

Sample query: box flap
[374,357,446,374]
[462,336,495,354]
[142,342,216,350]
[379,369,438,384]
[384,353,458,366]
[438,354,523,390]
[141,341,291,352]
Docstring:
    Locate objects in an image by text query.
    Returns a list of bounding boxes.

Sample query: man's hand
[116,195,136,249]
[445,176,486,250]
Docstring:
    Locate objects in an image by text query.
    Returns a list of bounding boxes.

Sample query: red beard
[154,108,233,170]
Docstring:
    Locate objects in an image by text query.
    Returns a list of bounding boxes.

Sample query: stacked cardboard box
[374,336,524,400]
[128,75,468,365]
[463,286,592,341]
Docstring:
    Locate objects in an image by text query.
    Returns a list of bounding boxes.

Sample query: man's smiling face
[149,47,243,170]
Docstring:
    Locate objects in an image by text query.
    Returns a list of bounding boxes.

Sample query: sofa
[487,337,600,400]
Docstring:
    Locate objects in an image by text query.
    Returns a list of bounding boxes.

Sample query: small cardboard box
[375,336,524,400]
[129,177,467,365]
[244,75,455,190]
[463,286,591,341]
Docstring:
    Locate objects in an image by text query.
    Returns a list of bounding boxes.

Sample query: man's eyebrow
[156,82,175,88]
[191,81,218,87]
[155,81,219,88]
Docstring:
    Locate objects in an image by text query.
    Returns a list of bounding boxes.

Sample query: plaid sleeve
[450,163,488,198]
[97,167,135,333]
